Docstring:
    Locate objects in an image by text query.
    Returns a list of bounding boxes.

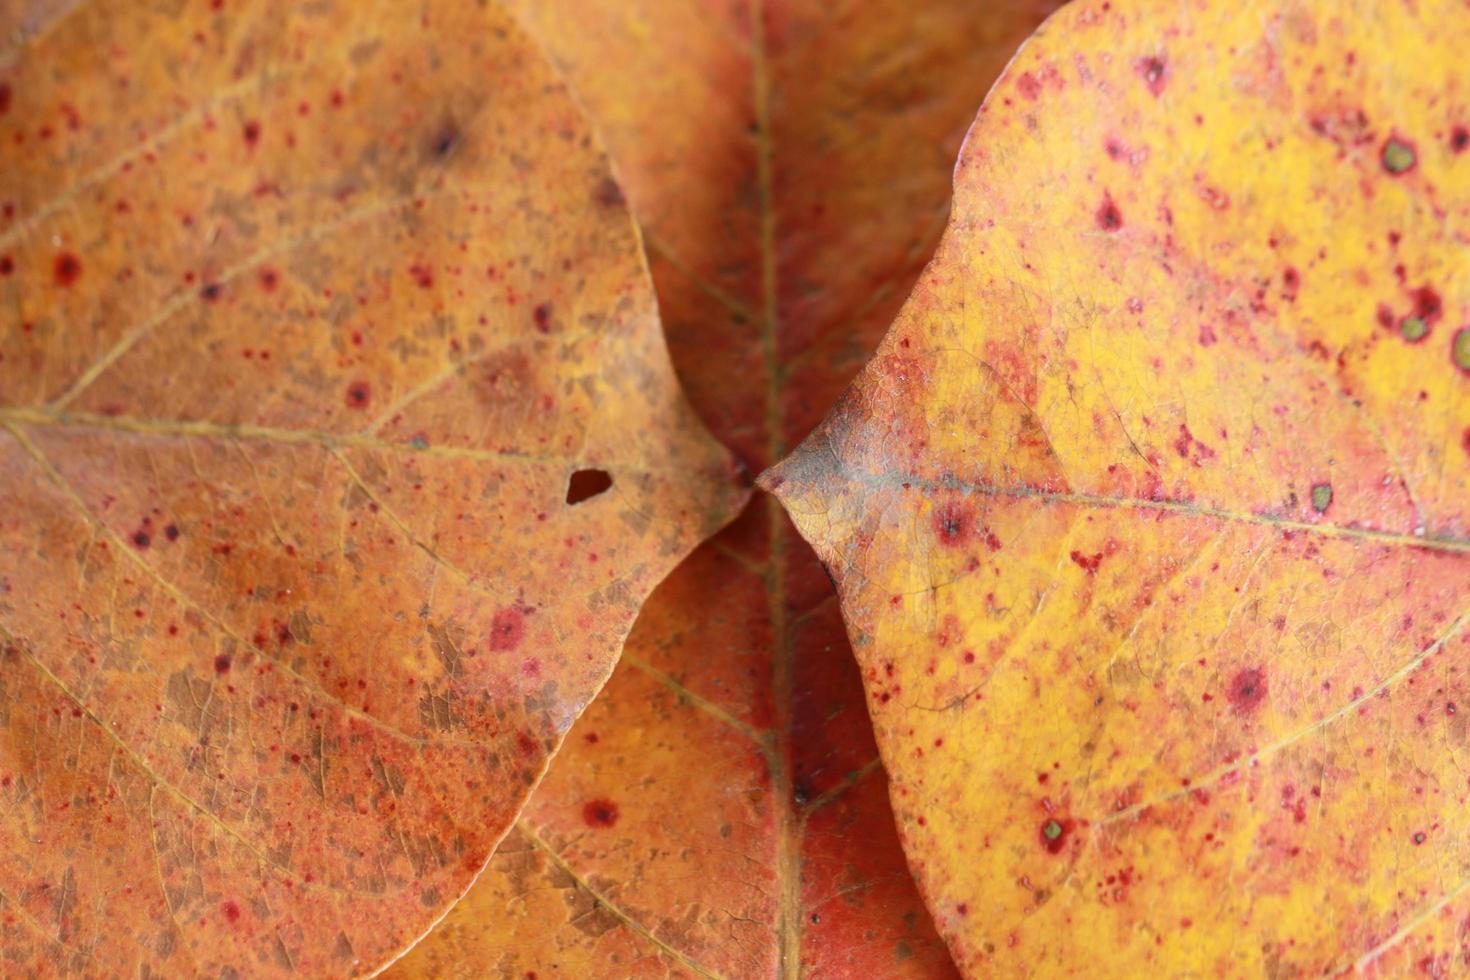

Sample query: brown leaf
[0,1,742,975]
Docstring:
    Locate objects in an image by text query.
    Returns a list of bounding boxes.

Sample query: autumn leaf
[765,0,1470,974]
[388,0,1059,977]
[0,1,743,975]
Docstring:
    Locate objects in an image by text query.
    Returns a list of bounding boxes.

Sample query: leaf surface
[765,0,1470,974]
[0,2,742,975]
[387,0,1060,977]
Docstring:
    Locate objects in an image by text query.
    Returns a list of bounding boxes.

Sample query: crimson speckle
[0,83,10,116]
[221,900,241,923]
[1135,55,1168,96]
[1070,550,1103,574]
[1453,126,1470,153]
[1227,667,1267,714]
[932,503,971,546]
[53,252,81,286]
[582,798,619,828]
[200,282,223,302]
[0,254,12,276]
[1096,194,1123,231]
[132,531,151,549]
[489,606,526,651]
[344,381,371,409]
[242,120,261,146]
[214,655,232,675]
[533,302,552,333]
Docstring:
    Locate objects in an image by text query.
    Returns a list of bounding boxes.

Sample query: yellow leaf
[766,0,1470,974]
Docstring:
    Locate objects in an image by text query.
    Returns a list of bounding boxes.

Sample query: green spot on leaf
[1311,482,1332,513]
[1042,819,1063,840]
[1400,316,1428,341]
[1383,139,1416,174]
[1454,328,1470,373]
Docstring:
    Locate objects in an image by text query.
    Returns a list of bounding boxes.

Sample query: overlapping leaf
[766,0,1470,974]
[0,1,742,974]
[389,1,1060,976]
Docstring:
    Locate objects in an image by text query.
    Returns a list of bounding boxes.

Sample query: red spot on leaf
[489,607,525,651]
[932,503,972,546]
[1070,550,1104,574]
[1096,194,1123,231]
[1135,56,1168,96]
[533,302,552,333]
[1227,667,1267,714]
[53,252,81,287]
[214,655,231,675]
[582,798,619,828]
[344,381,371,409]
[1039,817,1074,854]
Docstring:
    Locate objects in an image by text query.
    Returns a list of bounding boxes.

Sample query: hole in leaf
[565,469,613,505]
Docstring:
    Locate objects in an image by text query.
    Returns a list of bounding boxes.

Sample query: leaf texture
[389,0,1063,977]
[0,1,742,975]
[766,0,1470,974]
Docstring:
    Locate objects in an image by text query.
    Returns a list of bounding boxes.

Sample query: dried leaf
[388,0,1058,977]
[0,2,742,975]
[766,0,1470,974]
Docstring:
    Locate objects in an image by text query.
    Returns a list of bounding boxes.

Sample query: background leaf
[766,0,1470,974]
[389,1,1063,977]
[0,1,741,974]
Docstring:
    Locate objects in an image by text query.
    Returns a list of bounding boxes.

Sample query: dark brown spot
[566,469,612,505]
[214,655,232,675]
[595,176,625,208]
[429,122,460,159]
[1227,667,1267,714]
[164,524,180,541]
[582,799,619,828]
[344,381,371,409]
[1453,126,1470,154]
[53,252,81,287]
[533,302,553,333]
[132,531,151,549]
[200,282,223,302]
[0,83,10,117]
[242,120,261,146]
[0,254,12,276]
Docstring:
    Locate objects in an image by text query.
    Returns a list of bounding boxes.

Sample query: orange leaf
[388,0,1060,976]
[0,2,742,974]
[765,0,1470,974]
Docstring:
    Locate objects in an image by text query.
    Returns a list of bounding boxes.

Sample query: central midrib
[747,2,806,977]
